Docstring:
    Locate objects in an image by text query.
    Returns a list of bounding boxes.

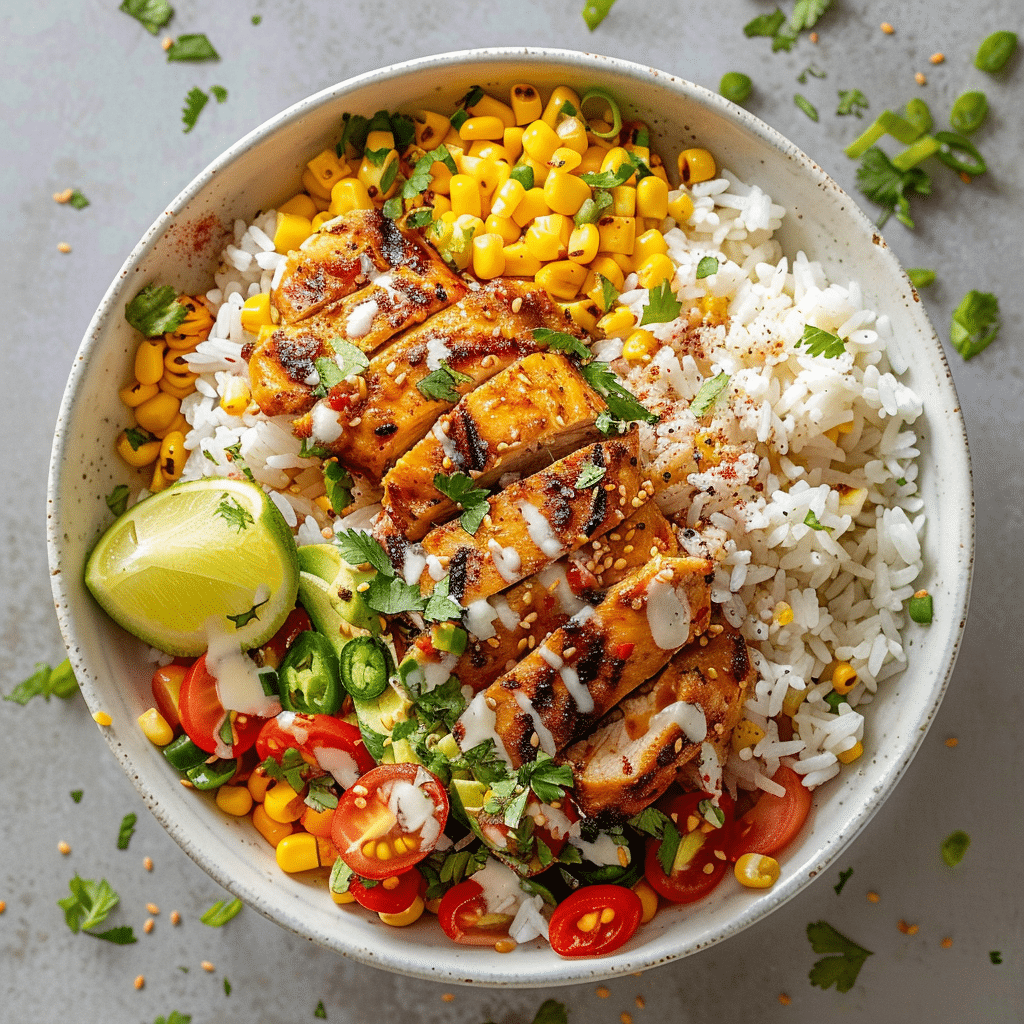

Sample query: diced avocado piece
[350,683,422,766]
[295,544,378,652]
[452,777,488,814]
[431,622,468,655]
[391,736,420,764]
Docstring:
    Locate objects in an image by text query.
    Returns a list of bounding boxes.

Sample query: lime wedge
[85,478,299,657]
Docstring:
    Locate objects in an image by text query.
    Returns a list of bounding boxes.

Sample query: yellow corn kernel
[668,192,695,224]
[546,146,583,174]
[240,293,274,332]
[632,228,669,265]
[483,214,520,245]
[469,158,503,200]
[301,805,335,839]
[636,253,675,290]
[252,802,294,847]
[567,224,600,264]
[773,601,795,626]
[137,707,173,746]
[678,148,717,185]
[276,832,334,873]
[636,175,670,220]
[134,391,180,434]
[309,211,334,232]
[502,126,525,162]
[782,686,808,717]
[301,167,332,202]
[430,194,452,218]
[541,85,582,128]
[469,92,516,129]
[832,662,858,694]
[152,411,189,441]
[559,298,601,334]
[824,419,856,444]
[610,185,636,218]
[219,376,251,417]
[542,170,591,217]
[577,145,608,175]
[414,109,451,149]
[511,187,551,228]
[163,345,193,374]
[734,853,781,889]
[521,154,550,187]
[510,83,544,125]
[699,292,730,324]
[424,155,454,196]
[161,362,198,390]
[472,232,507,280]
[501,241,544,277]
[449,174,482,218]
[489,178,526,218]
[379,895,426,928]
[597,305,636,339]
[460,115,506,141]
[521,119,561,164]
[468,141,511,166]
[364,128,394,152]
[633,879,659,924]
[216,785,254,817]
[586,255,627,292]
[247,767,272,803]
[307,149,352,194]
[536,260,587,301]
[837,740,864,764]
[555,116,589,155]
[134,340,167,386]
[525,222,567,262]
[115,430,160,468]
[597,215,636,255]
[731,718,767,753]
[357,149,399,201]
[276,193,319,219]
[156,377,195,401]
[601,146,637,185]
[92,710,112,726]
[329,178,374,215]
[119,380,159,409]
[158,430,187,483]
[621,329,658,363]
[273,212,313,254]
[263,780,306,823]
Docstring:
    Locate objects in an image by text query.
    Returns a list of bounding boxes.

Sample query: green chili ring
[933,132,987,176]
[339,636,390,701]
[580,87,623,139]
[279,630,343,716]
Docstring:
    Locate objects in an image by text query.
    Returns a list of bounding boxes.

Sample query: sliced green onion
[845,109,923,158]
[949,91,988,134]
[719,72,753,104]
[975,30,1017,73]
[933,132,987,176]
[907,268,936,289]
[580,87,622,139]
[904,98,933,135]
[908,591,933,624]
[891,135,940,171]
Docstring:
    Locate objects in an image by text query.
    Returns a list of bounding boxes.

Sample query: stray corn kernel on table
[3,0,1021,1021]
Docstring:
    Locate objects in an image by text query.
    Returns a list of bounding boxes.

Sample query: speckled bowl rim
[48,47,974,987]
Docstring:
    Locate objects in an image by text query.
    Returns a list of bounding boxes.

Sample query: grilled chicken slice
[246,321,326,418]
[558,621,754,823]
[293,280,580,480]
[271,208,465,326]
[380,352,605,541]
[453,503,679,693]
[401,432,645,606]
[453,554,714,768]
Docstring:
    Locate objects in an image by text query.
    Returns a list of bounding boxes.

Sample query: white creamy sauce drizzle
[464,598,500,640]
[431,419,460,466]
[426,335,452,372]
[697,741,724,803]
[310,402,344,444]
[537,563,588,616]
[645,577,693,649]
[537,644,563,670]
[567,823,626,867]
[345,299,378,338]
[537,801,573,840]
[401,542,427,587]
[491,595,519,631]
[517,501,566,558]
[513,690,557,756]
[205,620,281,720]
[470,858,525,917]
[403,652,457,694]
[570,604,596,626]
[487,539,521,581]
[558,662,594,715]
[425,554,447,582]
[456,692,512,765]
[387,777,440,850]
[312,745,360,789]
[304,367,321,387]
[649,700,707,744]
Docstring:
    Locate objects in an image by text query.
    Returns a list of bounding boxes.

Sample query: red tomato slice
[729,764,812,859]
[256,713,375,782]
[259,607,313,668]
[548,884,643,958]
[644,792,734,904]
[332,764,449,880]
[178,655,264,756]
[151,663,187,731]
[437,878,516,947]
[348,870,422,914]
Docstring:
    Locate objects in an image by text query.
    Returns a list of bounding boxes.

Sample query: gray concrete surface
[2,1,1021,1021]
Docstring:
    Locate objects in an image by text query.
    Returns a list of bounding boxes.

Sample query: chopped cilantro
[627,806,672,838]
[697,798,726,828]
[154,1015,192,1024]
[834,867,853,894]
[314,1001,327,1020]
[582,0,617,30]
[364,575,427,616]
[423,574,463,623]
[596,273,619,312]
[223,978,231,996]
[433,472,490,535]
[856,147,931,229]
[696,256,719,280]
[261,748,308,792]
[689,372,730,416]
[106,484,130,517]
[117,813,137,850]
[941,829,970,867]
[532,327,591,361]
[580,153,642,189]
[124,426,156,451]
[794,94,820,122]
[215,494,254,532]
[119,0,173,35]
[837,89,869,118]
[803,510,832,532]
[304,775,339,813]
[416,361,473,403]
[200,897,243,927]
[5,658,78,705]
[790,0,832,32]
[807,920,872,992]
[908,268,936,289]
[333,529,392,576]
[744,8,787,40]
[531,1000,568,1024]
[167,34,219,61]
[797,64,827,84]
[950,290,1000,359]
[338,113,371,157]
[402,145,458,202]
[58,875,137,944]
[181,87,209,133]
[575,463,606,489]
[797,324,846,358]
[510,164,534,190]
[70,790,83,803]
[990,950,1003,965]
[639,279,682,326]
[125,284,188,336]
[581,361,658,431]
[251,15,261,25]
[655,819,682,875]
[211,85,228,103]
[322,460,353,515]
[68,189,90,209]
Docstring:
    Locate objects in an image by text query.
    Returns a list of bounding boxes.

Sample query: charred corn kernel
[134,391,180,434]
[636,253,675,290]
[116,431,161,468]
[536,260,587,300]
[379,895,426,927]
[163,347,194,375]
[731,718,766,753]
[668,192,695,223]
[510,83,544,125]
[358,149,399,200]
[449,174,482,218]
[273,212,313,254]
[276,832,334,873]
[622,329,658,362]
[567,224,600,264]
[501,241,544,276]
[162,363,198,391]
[521,154,550,187]
[578,145,608,175]
[158,431,187,482]
[468,141,511,165]
[556,116,589,155]
[301,805,335,838]
[601,146,637,184]
[301,167,332,202]
[597,305,636,339]
[547,146,583,173]
[92,710,112,726]
[597,215,636,255]
[636,175,670,220]
[120,380,159,408]
[252,803,294,847]
[137,707,173,746]
[263,780,306,823]
[307,148,351,193]
[837,740,864,764]
[157,377,196,401]
[525,223,567,262]
[484,213,521,244]
[469,92,516,129]
[219,376,251,416]
[331,887,357,905]
[134,341,167,386]
[216,785,254,817]
[782,686,808,717]
[503,126,525,161]
[735,853,781,889]
[832,662,858,694]
[152,411,189,441]
[460,115,506,141]
[330,178,373,216]
[414,109,451,148]
[247,767,272,803]
[364,128,394,152]
[543,170,591,216]
[632,228,669,264]
[633,879,659,923]
[490,178,526,218]
[559,299,601,333]
[521,119,561,163]
[277,193,319,219]
[469,159,503,199]
[511,187,551,227]
[678,147,717,185]
[240,293,274,332]
[610,185,636,218]
[471,232,507,279]
[541,85,582,128]
[586,255,627,292]
[773,601,794,626]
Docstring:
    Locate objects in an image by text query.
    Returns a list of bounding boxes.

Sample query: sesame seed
[134,975,145,990]
[618,846,630,868]
[146,902,160,915]
[386,361,397,375]
[58,841,71,855]
[394,372,407,386]
[527,635,536,649]
[702,862,715,874]
[201,961,215,973]
[930,52,945,64]
[596,986,611,998]
[563,646,576,658]
[511,297,523,313]
[517,638,529,652]
[485,696,498,709]
[441,993,455,1003]
[866,890,880,903]
[57,241,71,253]
[778,993,792,1005]
[347,416,362,427]
[674,738,683,753]
[880,21,894,33]
[180,778,194,788]
[54,188,73,203]
[162,36,172,49]
[621,1013,634,1024]
[486,637,501,648]
[170,910,181,925]
[945,736,958,747]
[356,581,370,593]
[144,857,154,872]
[915,71,927,85]
[354,796,367,809]
[144,918,154,934]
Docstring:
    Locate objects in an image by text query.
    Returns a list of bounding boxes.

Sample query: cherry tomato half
[178,655,264,757]
[348,870,422,914]
[256,713,375,785]
[437,878,516,947]
[332,763,449,880]
[548,884,643,958]
[729,764,812,859]
[151,663,187,731]
[644,792,734,904]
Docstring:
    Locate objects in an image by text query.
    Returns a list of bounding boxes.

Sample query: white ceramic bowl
[47,48,973,986]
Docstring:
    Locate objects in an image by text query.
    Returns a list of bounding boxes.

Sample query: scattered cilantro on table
[200,897,243,926]
[117,813,137,850]
[153,1014,192,1024]
[745,0,832,52]
[950,291,1000,359]
[119,0,173,35]
[581,0,616,30]
[837,89,870,118]
[834,867,854,894]
[58,875,137,944]
[4,659,78,705]
[794,94,820,121]
[70,790,84,803]
[68,189,90,209]
[941,829,971,866]
[167,33,219,61]
[807,920,872,992]
[314,1001,327,1019]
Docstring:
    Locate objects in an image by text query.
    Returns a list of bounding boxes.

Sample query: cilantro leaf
[990,950,1003,965]
[744,8,787,38]
[941,829,971,867]
[790,0,832,32]
[58,876,134,941]
[200,898,243,927]
[575,463,606,489]
[261,748,308,792]
[532,327,591,361]
[322,460,353,515]
[837,89,870,118]
[211,85,227,103]
[580,153,641,189]
[119,0,173,34]
[856,146,931,228]
[807,921,873,992]
[596,272,619,313]
[526,756,574,804]
[794,94,820,122]
[532,1000,569,1024]
[803,509,833,532]
[363,146,390,168]
[4,659,78,705]
[71,790,83,803]
[423,574,463,622]
[338,113,371,157]
[106,484,130,517]
[834,867,853,895]
[358,721,387,763]
[222,441,256,482]
[181,87,208,133]
[656,819,681,876]
[403,145,458,200]
[417,361,473,403]
[125,284,188,336]
[314,1002,327,1020]
[580,361,658,429]
[582,0,616,31]
[689,372,730,416]
[117,813,137,850]
[167,34,219,61]
[797,64,827,84]
[950,290,1000,359]
[305,775,339,813]
[796,324,846,358]
[433,472,490,535]
[68,189,90,209]
[90,925,138,945]
[695,256,719,280]
[627,806,672,838]
[333,529,393,576]
[154,1014,192,1024]
[215,494,254,532]
[639,279,682,326]
[365,575,426,615]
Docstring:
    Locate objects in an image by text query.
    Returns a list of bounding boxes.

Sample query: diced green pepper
[908,591,933,624]
[163,734,210,772]
[186,757,237,790]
